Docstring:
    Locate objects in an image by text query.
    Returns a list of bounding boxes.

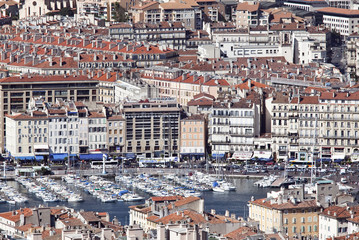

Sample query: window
[292,218,296,223]
[292,227,296,233]
[29,146,31,153]
[18,129,21,134]
[18,147,22,153]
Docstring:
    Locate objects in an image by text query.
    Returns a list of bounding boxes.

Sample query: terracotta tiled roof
[290,96,319,104]
[0,208,33,222]
[193,92,215,100]
[129,205,152,214]
[235,80,271,90]
[317,7,359,15]
[250,198,319,210]
[0,75,95,83]
[59,218,85,227]
[225,226,257,240]
[187,98,214,106]
[321,206,359,219]
[79,211,100,222]
[236,2,260,12]
[182,115,205,121]
[151,210,224,225]
[88,111,106,118]
[152,196,183,202]
[167,196,200,209]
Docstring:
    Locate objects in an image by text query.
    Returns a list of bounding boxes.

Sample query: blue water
[1,178,269,225]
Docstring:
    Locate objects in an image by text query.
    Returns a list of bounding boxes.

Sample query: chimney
[49,57,53,66]
[211,209,216,215]
[58,37,64,44]
[225,210,229,217]
[32,56,39,66]
[107,72,111,79]
[182,73,186,81]
[248,79,251,88]
[60,57,63,67]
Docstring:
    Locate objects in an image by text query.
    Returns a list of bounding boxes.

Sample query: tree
[112,3,127,22]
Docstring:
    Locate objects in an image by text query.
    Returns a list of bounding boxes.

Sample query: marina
[0,177,269,225]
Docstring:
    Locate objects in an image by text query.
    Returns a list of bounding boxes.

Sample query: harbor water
[0,178,270,225]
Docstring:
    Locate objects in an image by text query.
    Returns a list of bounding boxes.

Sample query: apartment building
[129,0,202,29]
[272,91,359,162]
[0,75,98,153]
[130,1,160,23]
[77,0,108,20]
[88,111,108,152]
[6,112,49,160]
[122,100,182,158]
[208,97,261,160]
[5,100,129,160]
[319,206,359,240]
[317,7,359,36]
[107,115,126,153]
[234,2,260,28]
[110,22,187,50]
[141,67,230,106]
[293,30,329,64]
[249,198,321,238]
[180,114,207,160]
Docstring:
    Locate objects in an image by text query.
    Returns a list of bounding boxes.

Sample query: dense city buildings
[1,1,359,240]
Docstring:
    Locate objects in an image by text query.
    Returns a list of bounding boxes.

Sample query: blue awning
[258,158,273,162]
[317,158,331,162]
[15,156,35,161]
[212,153,225,158]
[126,153,136,159]
[35,156,44,161]
[79,154,104,161]
[288,158,296,161]
[334,159,344,163]
[181,153,205,156]
[50,153,68,161]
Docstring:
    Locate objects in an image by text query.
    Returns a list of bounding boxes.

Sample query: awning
[180,153,205,156]
[34,145,49,149]
[317,158,331,163]
[232,151,253,160]
[253,151,272,159]
[332,154,345,162]
[79,154,104,161]
[257,158,273,162]
[212,153,225,158]
[126,153,136,159]
[15,156,35,161]
[50,153,68,161]
[35,156,44,161]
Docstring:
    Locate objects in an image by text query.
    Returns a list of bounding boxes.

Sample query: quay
[0,168,266,180]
